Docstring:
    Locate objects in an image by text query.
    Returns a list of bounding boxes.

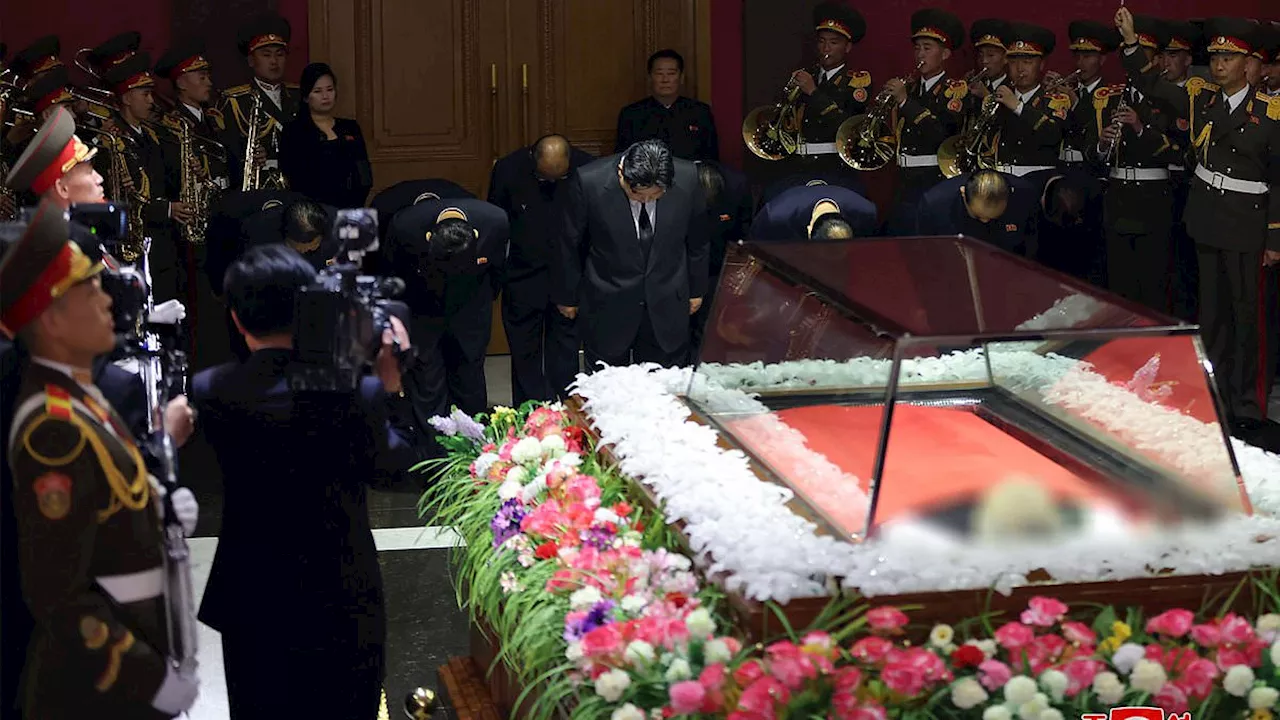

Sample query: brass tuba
[742,56,827,160]
[938,94,1000,178]
[837,60,925,171]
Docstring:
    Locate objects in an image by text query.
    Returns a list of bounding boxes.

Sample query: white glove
[149,299,187,325]
[151,478,200,537]
[151,665,199,715]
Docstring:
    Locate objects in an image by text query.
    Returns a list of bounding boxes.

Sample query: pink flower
[1219,614,1256,645]
[880,664,926,697]
[699,665,727,712]
[801,631,834,653]
[737,677,789,717]
[1191,623,1222,647]
[893,647,951,683]
[850,636,894,664]
[1146,609,1195,638]
[866,606,909,633]
[977,660,1012,691]
[733,659,766,687]
[669,680,706,715]
[1062,621,1097,646]
[580,624,623,659]
[1061,658,1105,697]
[1215,647,1251,671]
[765,642,817,689]
[1175,657,1218,699]
[1027,633,1068,673]
[833,666,863,693]
[1154,683,1189,714]
[847,704,888,720]
[1020,596,1069,627]
[994,621,1035,650]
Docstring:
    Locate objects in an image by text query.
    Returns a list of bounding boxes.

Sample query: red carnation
[535,541,559,559]
[950,644,985,669]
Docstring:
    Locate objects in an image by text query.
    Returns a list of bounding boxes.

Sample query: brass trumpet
[1043,69,1083,92]
[743,54,828,160]
[836,60,925,171]
[964,67,989,84]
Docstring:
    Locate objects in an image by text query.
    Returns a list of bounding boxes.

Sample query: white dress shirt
[254,77,282,110]
[1012,86,1040,116]
[989,74,1008,90]
[1225,84,1250,113]
[183,102,204,122]
[628,198,657,239]
[820,64,845,84]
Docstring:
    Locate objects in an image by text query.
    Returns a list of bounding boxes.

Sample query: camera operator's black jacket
[190,351,415,662]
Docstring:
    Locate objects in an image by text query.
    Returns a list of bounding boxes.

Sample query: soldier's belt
[995,163,1056,177]
[97,567,164,603]
[1168,164,1186,172]
[1059,148,1085,163]
[898,153,939,168]
[799,142,838,156]
[1194,165,1269,195]
[1110,167,1171,182]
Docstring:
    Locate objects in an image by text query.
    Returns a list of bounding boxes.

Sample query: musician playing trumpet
[989,23,1072,190]
[967,20,1013,101]
[884,9,969,232]
[1054,21,1119,166]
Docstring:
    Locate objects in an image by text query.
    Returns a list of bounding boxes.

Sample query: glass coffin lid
[687,236,1248,546]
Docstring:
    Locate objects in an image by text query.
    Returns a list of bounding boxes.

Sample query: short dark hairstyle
[428,217,476,274]
[647,49,684,73]
[696,161,723,206]
[621,139,675,191]
[1043,176,1085,228]
[963,170,1009,207]
[810,212,854,241]
[224,244,318,336]
[282,198,331,246]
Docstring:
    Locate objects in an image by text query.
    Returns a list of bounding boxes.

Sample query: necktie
[638,203,654,259]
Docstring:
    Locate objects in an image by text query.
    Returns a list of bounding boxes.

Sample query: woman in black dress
[280,62,373,208]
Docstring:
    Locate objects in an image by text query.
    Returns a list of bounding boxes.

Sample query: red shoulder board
[44,385,73,421]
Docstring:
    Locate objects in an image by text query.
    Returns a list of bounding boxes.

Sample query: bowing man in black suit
[751,180,878,241]
[489,134,594,403]
[191,245,416,720]
[915,169,1037,256]
[553,139,708,368]
[387,198,507,416]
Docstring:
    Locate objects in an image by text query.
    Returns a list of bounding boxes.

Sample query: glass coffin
[687,236,1249,546]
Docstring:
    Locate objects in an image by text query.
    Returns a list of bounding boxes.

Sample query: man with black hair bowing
[553,138,707,368]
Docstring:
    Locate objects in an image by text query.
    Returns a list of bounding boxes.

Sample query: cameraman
[386,199,507,419]
[191,244,414,719]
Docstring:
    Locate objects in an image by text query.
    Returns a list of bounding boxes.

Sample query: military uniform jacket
[6,362,171,718]
[803,66,872,144]
[1062,78,1105,161]
[1086,85,1182,234]
[993,86,1071,168]
[161,104,231,193]
[898,74,968,158]
[91,116,178,265]
[216,80,301,190]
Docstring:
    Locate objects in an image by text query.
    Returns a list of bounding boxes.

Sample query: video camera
[288,208,407,393]
[68,203,155,345]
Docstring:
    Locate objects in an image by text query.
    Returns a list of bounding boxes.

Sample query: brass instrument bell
[403,687,437,719]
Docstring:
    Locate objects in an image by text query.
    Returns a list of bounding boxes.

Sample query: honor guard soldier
[884,8,967,234]
[0,200,200,718]
[218,14,299,191]
[968,19,1013,100]
[82,32,146,128]
[615,49,720,162]
[8,35,62,85]
[5,107,104,212]
[387,198,507,417]
[785,2,872,177]
[990,23,1071,190]
[1119,9,1280,434]
[1058,20,1120,166]
[915,169,1037,255]
[1255,23,1280,95]
[489,135,593,403]
[751,179,877,241]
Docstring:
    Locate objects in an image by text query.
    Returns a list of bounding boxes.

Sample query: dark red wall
[0,0,310,92]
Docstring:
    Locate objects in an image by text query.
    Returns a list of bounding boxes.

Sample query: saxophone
[176,120,212,244]
[89,125,149,262]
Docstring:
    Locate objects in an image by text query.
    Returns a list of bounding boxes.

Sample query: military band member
[5,66,78,158]
[8,35,62,85]
[81,32,145,127]
[968,18,1012,101]
[884,8,967,232]
[1057,20,1119,166]
[991,23,1071,189]
[1119,9,1280,432]
[751,179,877,241]
[156,41,229,192]
[1254,23,1280,94]
[1160,21,1200,88]
[1161,19,1202,319]
[785,2,871,177]
[0,200,200,718]
[218,14,299,191]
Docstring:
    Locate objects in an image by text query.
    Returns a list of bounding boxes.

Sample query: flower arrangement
[423,401,1280,720]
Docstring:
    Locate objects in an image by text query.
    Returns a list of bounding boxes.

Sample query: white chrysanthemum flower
[497,479,523,501]
[704,638,732,665]
[520,477,548,503]
[505,465,529,485]
[540,433,567,457]
[623,640,655,665]
[950,677,989,709]
[1271,640,1280,667]
[472,452,499,479]
[1017,692,1049,720]
[1248,686,1280,710]
[1111,643,1146,675]
[1223,665,1255,697]
[1004,676,1038,705]
[619,595,647,615]
[569,586,602,611]
[610,704,645,720]
[684,608,716,637]
[664,658,692,682]
[594,508,621,525]
[967,639,998,659]
[593,669,631,702]
[1256,614,1280,634]
[565,641,583,662]
[930,624,955,649]
[983,708,1013,720]
[1129,660,1167,694]
[1091,671,1126,705]
[1039,669,1069,702]
[1038,710,1064,720]
[511,436,543,464]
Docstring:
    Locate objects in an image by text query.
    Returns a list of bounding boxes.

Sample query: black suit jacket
[614,96,719,161]
[915,172,1037,255]
[279,117,373,210]
[751,184,878,241]
[488,143,595,284]
[191,349,413,640]
[552,154,708,357]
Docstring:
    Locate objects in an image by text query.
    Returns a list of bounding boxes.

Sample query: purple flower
[490,499,526,548]
[428,414,458,436]
[581,525,615,551]
[563,599,615,643]
[451,407,487,442]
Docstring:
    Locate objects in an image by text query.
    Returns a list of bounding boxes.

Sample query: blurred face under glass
[649,58,681,102]
[913,38,950,78]
[307,74,337,114]
[177,69,214,105]
[40,276,116,362]
[249,46,288,84]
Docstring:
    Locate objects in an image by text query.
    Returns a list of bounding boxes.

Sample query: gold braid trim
[21,416,88,466]
[95,630,135,692]
[23,410,151,522]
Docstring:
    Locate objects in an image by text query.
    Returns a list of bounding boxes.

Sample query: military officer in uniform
[751,179,877,241]
[218,14,299,190]
[81,32,146,128]
[915,169,1037,256]
[489,134,593,403]
[8,35,62,86]
[369,178,476,243]
[156,41,230,193]
[1160,19,1203,319]
[967,19,1012,102]
[784,2,872,179]
[615,49,719,162]
[5,107,104,208]
[884,8,967,234]
[1119,9,1280,433]
[0,200,200,718]
[991,23,1072,191]
[7,67,79,160]
[1057,20,1120,167]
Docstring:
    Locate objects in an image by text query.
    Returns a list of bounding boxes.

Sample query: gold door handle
[521,64,530,146]
[490,63,499,162]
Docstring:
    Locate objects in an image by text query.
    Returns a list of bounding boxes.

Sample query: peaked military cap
[237,14,291,56]
[1132,16,1172,51]
[1204,17,1260,55]
[912,9,965,50]
[0,198,106,335]
[10,35,62,81]
[1067,20,1121,53]
[1007,23,1056,57]
[23,66,74,115]
[813,2,866,44]
[102,51,155,96]
[1163,20,1201,52]
[86,32,142,75]
[155,40,211,81]
[1252,21,1280,62]
[970,19,1013,51]
[4,107,98,195]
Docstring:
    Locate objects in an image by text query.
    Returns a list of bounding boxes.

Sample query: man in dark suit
[915,170,1036,256]
[369,178,475,241]
[553,139,707,368]
[615,49,719,162]
[387,198,507,416]
[690,160,752,361]
[489,135,593,403]
[751,180,877,241]
[191,244,415,719]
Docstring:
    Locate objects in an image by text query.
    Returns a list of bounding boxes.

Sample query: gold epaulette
[845,69,871,88]
[142,125,159,143]
[1185,76,1218,100]
[221,84,251,97]
[161,112,185,130]
[85,102,112,120]
[1093,84,1125,100]
[19,386,86,468]
[1258,92,1280,121]
[944,79,968,112]
[206,107,224,119]
[1045,90,1072,119]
